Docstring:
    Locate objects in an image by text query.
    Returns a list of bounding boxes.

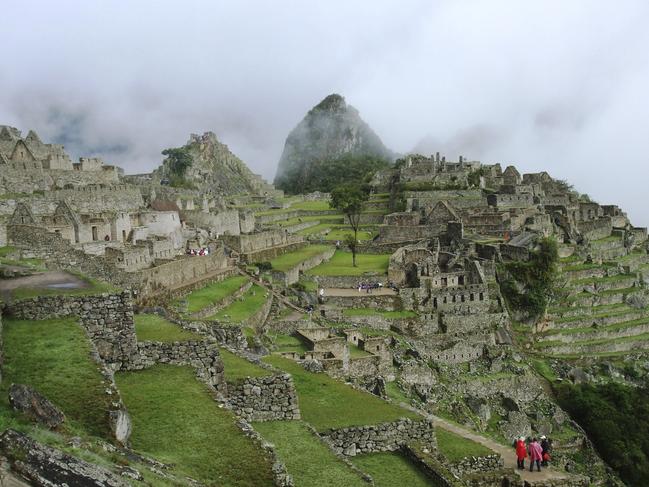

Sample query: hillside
[154,131,275,196]
[274,94,394,193]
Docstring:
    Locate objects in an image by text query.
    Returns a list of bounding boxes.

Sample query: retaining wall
[227,374,300,421]
[271,247,335,285]
[321,418,436,456]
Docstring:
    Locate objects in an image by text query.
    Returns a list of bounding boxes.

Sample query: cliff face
[156,132,274,195]
[274,94,393,192]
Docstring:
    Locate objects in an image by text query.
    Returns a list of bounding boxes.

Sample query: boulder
[8,384,65,429]
[500,411,531,441]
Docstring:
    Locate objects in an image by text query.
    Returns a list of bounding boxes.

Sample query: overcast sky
[2,1,648,225]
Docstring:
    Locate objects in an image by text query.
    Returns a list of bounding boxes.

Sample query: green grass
[385,381,412,404]
[134,314,202,342]
[1,318,112,438]
[180,276,250,313]
[306,251,390,277]
[343,308,417,319]
[269,245,331,272]
[220,349,270,382]
[209,284,268,323]
[271,333,309,353]
[531,359,558,382]
[263,355,419,431]
[0,246,17,257]
[349,343,373,358]
[435,428,493,462]
[278,215,344,226]
[254,421,365,487]
[325,228,377,241]
[352,451,432,487]
[115,365,275,487]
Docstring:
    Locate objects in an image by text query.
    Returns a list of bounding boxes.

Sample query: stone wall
[578,217,612,241]
[321,418,436,456]
[227,374,301,421]
[183,209,242,236]
[0,309,3,383]
[323,294,401,310]
[4,293,138,369]
[447,454,503,477]
[377,224,446,243]
[131,341,226,393]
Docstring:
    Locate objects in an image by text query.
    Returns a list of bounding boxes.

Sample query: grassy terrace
[116,365,275,486]
[352,452,433,487]
[179,275,249,314]
[264,355,419,431]
[277,215,344,226]
[254,421,365,487]
[208,284,268,323]
[548,302,628,316]
[269,244,331,272]
[535,331,649,349]
[134,313,202,342]
[306,251,390,277]
[552,305,638,324]
[0,318,111,437]
[271,333,310,353]
[542,317,649,337]
[220,348,270,382]
[289,200,332,211]
[435,428,493,462]
[343,308,417,319]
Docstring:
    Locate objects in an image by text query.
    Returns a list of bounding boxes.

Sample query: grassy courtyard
[306,251,389,276]
[0,318,112,438]
[208,284,268,322]
[220,348,270,382]
[254,421,365,487]
[134,313,202,342]
[269,244,331,272]
[435,427,493,462]
[263,355,419,431]
[179,275,249,314]
[352,451,433,487]
[115,365,275,486]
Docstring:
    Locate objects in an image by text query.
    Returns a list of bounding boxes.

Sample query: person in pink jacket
[528,437,543,472]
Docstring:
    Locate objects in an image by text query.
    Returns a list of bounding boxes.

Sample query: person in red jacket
[515,436,527,470]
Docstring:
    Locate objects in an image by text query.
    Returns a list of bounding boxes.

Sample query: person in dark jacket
[540,435,551,466]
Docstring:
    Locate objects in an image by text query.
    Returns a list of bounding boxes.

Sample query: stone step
[536,331,649,356]
[538,318,649,344]
[547,307,646,330]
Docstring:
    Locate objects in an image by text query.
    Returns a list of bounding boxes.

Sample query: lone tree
[330,184,370,266]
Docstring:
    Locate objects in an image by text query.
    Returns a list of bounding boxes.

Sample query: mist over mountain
[274,94,394,193]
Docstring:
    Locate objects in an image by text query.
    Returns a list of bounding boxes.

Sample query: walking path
[427,412,571,482]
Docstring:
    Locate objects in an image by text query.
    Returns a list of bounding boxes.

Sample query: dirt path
[428,413,570,482]
[323,287,397,297]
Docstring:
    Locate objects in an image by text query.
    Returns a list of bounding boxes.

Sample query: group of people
[186,247,210,256]
[514,436,551,472]
[357,281,383,293]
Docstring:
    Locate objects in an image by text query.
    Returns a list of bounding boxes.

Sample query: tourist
[515,436,527,470]
[528,437,543,472]
[540,436,551,466]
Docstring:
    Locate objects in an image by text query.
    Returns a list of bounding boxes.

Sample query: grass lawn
[435,428,493,462]
[134,314,202,342]
[349,343,373,358]
[271,333,309,353]
[0,318,112,438]
[343,308,417,319]
[115,365,275,487]
[385,381,412,404]
[325,228,377,242]
[180,276,249,314]
[352,451,432,487]
[269,245,331,272]
[208,284,268,322]
[220,349,270,382]
[254,421,365,487]
[306,251,389,277]
[263,355,419,431]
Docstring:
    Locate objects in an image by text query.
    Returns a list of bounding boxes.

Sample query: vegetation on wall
[161,147,194,187]
[499,237,559,318]
[555,382,649,487]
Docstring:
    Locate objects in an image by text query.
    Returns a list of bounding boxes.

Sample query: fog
[2,1,648,224]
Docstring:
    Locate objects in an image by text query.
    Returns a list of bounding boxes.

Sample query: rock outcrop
[155,132,275,196]
[0,429,129,487]
[8,384,65,429]
[274,94,393,192]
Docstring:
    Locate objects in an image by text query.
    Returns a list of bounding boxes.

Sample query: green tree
[162,147,193,178]
[330,184,369,266]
